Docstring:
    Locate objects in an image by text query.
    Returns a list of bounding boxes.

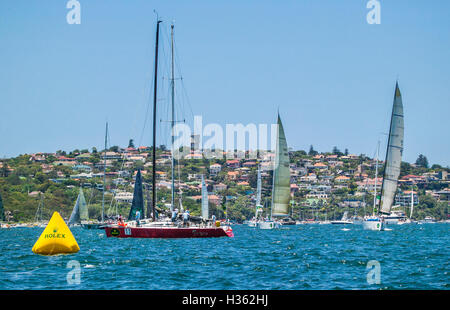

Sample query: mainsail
[68,187,88,224]
[271,114,291,217]
[379,82,404,214]
[128,169,144,220]
[201,175,209,219]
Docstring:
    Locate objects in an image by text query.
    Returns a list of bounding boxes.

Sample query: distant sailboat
[68,187,89,226]
[82,122,111,229]
[363,82,404,231]
[33,193,46,227]
[398,187,415,225]
[331,211,353,225]
[258,114,290,230]
[248,164,263,227]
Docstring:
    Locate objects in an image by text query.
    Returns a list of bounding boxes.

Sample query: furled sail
[128,169,144,220]
[380,83,404,214]
[271,114,291,217]
[201,175,209,219]
[68,187,88,224]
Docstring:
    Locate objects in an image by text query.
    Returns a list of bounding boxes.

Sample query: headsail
[128,169,144,220]
[380,83,404,214]
[201,175,209,219]
[271,114,291,217]
[68,187,88,224]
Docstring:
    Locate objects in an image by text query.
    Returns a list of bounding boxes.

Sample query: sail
[201,175,209,219]
[128,169,144,220]
[68,196,79,224]
[256,164,262,206]
[68,187,87,224]
[271,114,291,217]
[78,188,88,221]
[34,194,44,223]
[380,83,404,214]
[342,211,348,221]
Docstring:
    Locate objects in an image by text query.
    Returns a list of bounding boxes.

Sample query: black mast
[150,19,162,221]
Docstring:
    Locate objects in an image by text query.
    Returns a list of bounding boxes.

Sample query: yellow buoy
[32,211,80,255]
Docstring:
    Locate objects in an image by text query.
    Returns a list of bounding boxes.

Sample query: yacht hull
[362,220,385,231]
[104,225,233,238]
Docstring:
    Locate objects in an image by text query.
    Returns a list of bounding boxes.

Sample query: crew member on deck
[118,215,126,227]
[135,210,141,227]
[183,209,190,227]
[172,208,178,222]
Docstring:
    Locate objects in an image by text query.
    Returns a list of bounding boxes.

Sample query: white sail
[201,175,209,219]
[256,164,262,207]
[68,187,88,224]
[380,83,404,214]
[271,114,291,217]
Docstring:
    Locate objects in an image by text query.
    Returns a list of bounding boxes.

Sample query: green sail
[271,114,291,217]
[128,169,144,220]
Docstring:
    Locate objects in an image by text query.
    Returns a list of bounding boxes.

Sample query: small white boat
[318,220,331,225]
[418,216,436,224]
[258,220,281,230]
[331,220,353,225]
[247,219,259,227]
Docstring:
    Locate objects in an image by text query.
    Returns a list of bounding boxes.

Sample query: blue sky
[0,0,449,166]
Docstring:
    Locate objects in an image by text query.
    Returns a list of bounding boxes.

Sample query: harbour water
[0,223,448,290]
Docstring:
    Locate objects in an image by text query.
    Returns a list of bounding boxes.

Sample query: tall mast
[102,122,108,222]
[373,140,380,216]
[170,23,175,212]
[151,19,162,221]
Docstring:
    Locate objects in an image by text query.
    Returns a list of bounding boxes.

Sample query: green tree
[308,145,317,156]
[415,154,429,168]
[0,163,9,177]
[332,146,343,156]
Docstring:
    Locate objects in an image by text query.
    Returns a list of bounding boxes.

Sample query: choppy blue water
[0,223,448,290]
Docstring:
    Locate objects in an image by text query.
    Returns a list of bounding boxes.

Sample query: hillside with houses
[0,145,449,223]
